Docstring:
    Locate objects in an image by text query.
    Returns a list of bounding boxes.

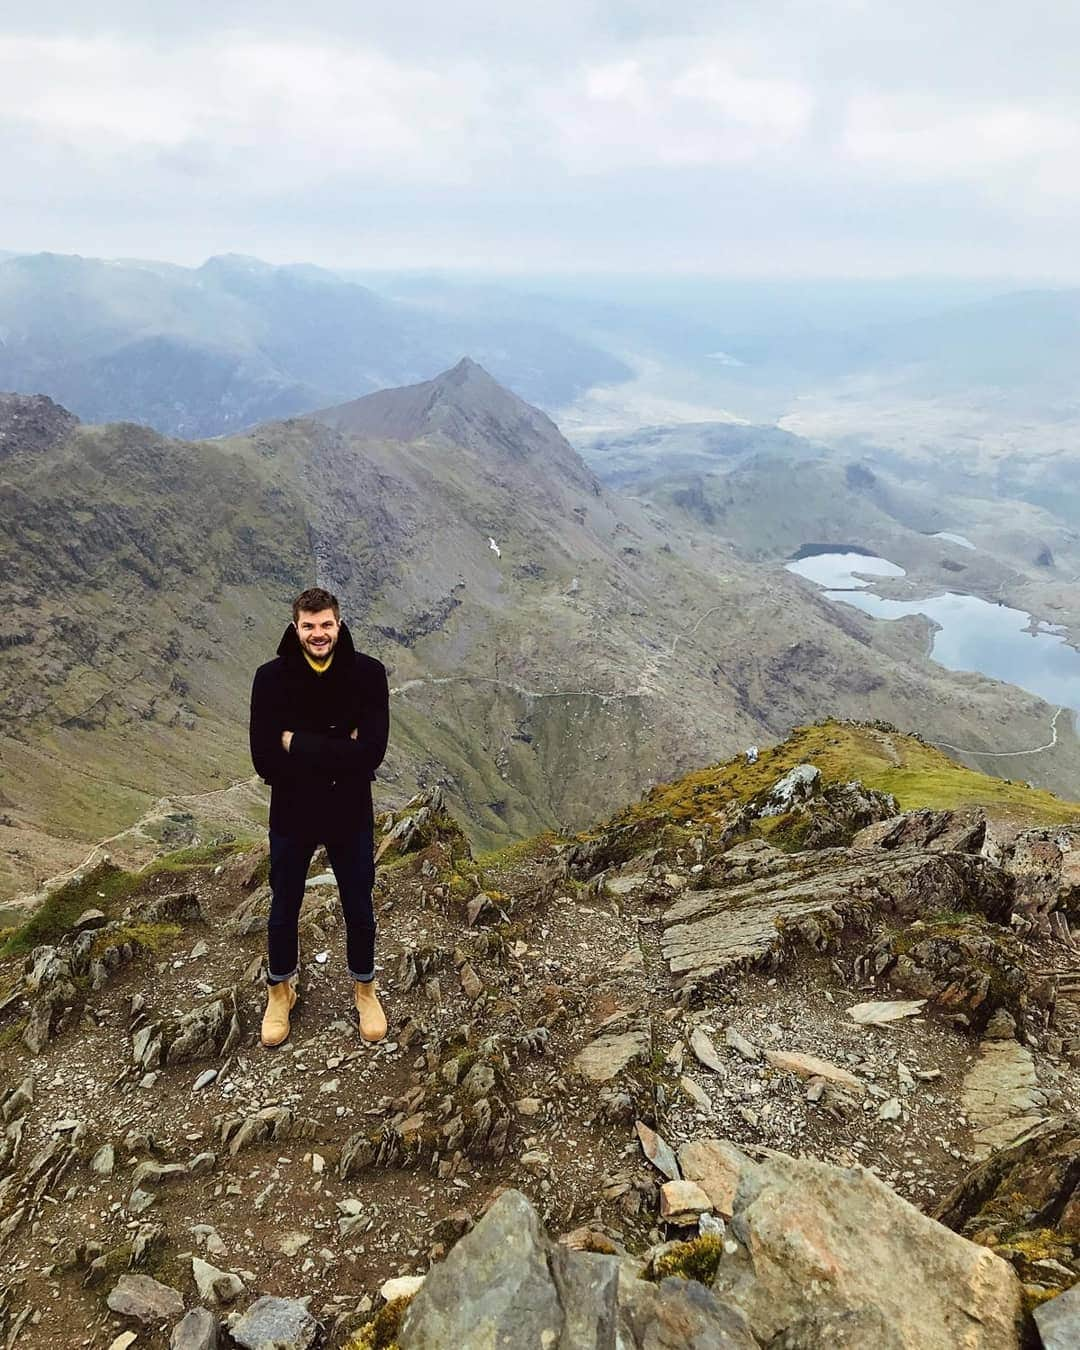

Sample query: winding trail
[390,673,630,703]
[31,776,264,899]
[931,706,1065,758]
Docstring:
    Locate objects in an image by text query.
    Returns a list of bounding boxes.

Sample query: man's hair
[292,587,340,623]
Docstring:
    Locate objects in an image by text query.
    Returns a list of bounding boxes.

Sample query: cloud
[536,50,814,172]
[0,34,498,187]
[1,4,1080,275]
[843,93,1080,179]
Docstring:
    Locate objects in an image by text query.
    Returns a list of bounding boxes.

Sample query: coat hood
[276,619,358,667]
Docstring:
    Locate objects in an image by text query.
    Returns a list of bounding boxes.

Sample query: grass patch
[591,719,1080,837]
[474,830,558,870]
[0,1017,28,1052]
[0,839,239,961]
[0,861,139,959]
[150,838,252,868]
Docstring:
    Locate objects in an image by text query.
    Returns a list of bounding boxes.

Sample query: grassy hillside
[596,718,1080,837]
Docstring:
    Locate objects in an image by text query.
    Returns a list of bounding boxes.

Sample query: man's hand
[350,728,358,740]
[281,730,294,751]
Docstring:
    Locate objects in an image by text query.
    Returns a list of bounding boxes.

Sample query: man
[249,587,390,1047]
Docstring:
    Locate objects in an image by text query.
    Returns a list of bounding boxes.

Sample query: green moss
[346,1296,413,1349]
[648,1234,726,1284]
[90,922,182,959]
[997,1226,1076,1266]
[0,861,138,959]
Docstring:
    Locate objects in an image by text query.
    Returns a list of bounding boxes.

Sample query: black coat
[249,621,389,840]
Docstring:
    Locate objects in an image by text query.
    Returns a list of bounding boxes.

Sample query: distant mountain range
[0,252,629,437]
[2,360,1075,902]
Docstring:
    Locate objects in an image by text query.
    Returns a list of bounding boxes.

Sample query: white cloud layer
[1,2,1079,275]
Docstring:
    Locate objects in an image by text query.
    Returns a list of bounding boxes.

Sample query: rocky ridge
[0,725,1078,1347]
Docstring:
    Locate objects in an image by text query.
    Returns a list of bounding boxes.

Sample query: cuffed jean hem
[267,966,299,985]
[350,968,375,983]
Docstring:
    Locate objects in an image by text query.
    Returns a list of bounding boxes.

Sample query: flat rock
[659,1179,713,1223]
[677,1139,744,1218]
[725,1026,760,1062]
[961,1040,1045,1159]
[106,1273,184,1322]
[604,874,649,896]
[764,1050,865,1095]
[661,850,1011,986]
[636,1120,680,1181]
[380,1275,426,1302]
[679,1075,713,1115]
[847,999,926,1026]
[690,1027,725,1073]
[572,1026,650,1082]
[191,1255,244,1306]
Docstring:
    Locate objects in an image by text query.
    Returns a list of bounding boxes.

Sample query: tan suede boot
[353,980,387,1042]
[261,979,297,1047]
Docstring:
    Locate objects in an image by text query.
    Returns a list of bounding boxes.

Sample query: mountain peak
[441,355,489,381]
[311,360,599,491]
[0,393,79,461]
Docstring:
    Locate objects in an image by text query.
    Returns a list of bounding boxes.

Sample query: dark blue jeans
[267,828,376,985]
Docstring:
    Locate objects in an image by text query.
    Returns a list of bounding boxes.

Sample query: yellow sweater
[303,649,334,675]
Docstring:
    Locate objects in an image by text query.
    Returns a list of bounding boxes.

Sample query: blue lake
[786,549,1080,713]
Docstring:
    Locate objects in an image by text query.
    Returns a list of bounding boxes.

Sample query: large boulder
[397,1189,619,1347]
[706,1142,1023,1349]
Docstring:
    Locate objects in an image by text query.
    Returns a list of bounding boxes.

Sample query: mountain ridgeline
[1,361,1078,905]
[0,252,630,437]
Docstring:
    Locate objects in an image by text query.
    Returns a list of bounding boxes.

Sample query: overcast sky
[2,1,1078,277]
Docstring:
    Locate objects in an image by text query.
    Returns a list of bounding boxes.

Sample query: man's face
[295,608,340,660]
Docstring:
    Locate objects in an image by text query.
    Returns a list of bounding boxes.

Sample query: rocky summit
[0,722,1078,1347]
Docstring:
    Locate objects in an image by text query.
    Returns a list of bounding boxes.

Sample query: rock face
[935,1119,1080,1300]
[661,848,1012,989]
[706,1144,1023,1349]
[853,807,992,857]
[0,393,78,461]
[395,1167,1025,1350]
[398,1187,757,1349]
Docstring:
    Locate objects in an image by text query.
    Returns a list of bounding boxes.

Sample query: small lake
[786,549,906,590]
[787,548,1080,713]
